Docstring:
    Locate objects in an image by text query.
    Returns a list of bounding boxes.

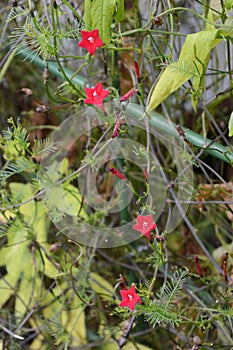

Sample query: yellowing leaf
[62,307,86,346]
[147,29,221,111]
[15,274,43,317]
[30,287,86,347]
[9,182,47,241]
[29,334,44,350]
[89,272,114,301]
[102,339,154,350]
[0,278,15,308]
[46,183,84,216]
[39,244,60,278]
[0,225,34,312]
[100,322,154,350]
[0,211,15,223]
[0,183,49,315]
[9,182,36,225]
[191,30,221,109]
[147,61,193,111]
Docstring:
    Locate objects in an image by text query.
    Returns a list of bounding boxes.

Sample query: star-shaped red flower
[78,29,104,55]
[120,285,141,310]
[132,214,157,240]
[84,82,110,105]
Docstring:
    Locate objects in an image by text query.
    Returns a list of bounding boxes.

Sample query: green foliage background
[0,0,233,349]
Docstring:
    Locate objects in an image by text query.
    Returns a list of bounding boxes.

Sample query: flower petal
[119,285,141,310]
[78,29,104,55]
[133,214,157,239]
[84,83,109,105]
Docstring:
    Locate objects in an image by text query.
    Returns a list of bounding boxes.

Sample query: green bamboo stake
[126,104,233,164]
[18,49,86,88]
[18,49,233,164]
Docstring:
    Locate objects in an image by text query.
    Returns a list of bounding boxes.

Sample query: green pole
[126,103,233,164]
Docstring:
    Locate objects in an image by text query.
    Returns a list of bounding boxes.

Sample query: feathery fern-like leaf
[143,302,182,327]
[47,206,66,223]
[157,268,188,308]
[1,129,13,141]
[47,308,68,345]
[146,244,165,266]
[7,5,30,23]
[0,158,36,183]
[10,22,61,61]
[32,137,57,159]
[2,124,29,144]
[10,20,80,62]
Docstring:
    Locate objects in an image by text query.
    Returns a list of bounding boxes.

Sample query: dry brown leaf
[196,182,233,221]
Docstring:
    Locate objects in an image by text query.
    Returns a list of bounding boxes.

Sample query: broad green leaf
[226,0,233,9]
[228,111,233,137]
[84,0,124,46]
[147,29,221,111]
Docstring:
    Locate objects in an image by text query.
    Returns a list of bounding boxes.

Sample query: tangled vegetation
[0,1,233,349]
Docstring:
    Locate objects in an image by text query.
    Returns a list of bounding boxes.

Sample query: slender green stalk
[0,48,17,82]
[18,48,86,88]
[61,0,83,22]
[17,49,233,164]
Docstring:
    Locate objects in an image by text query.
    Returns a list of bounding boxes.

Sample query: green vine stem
[17,48,233,164]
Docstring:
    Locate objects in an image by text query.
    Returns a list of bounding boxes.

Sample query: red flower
[109,167,126,180]
[120,285,141,310]
[120,88,137,102]
[132,214,157,240]
[78,29,104,55]
[84,82,110,105]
